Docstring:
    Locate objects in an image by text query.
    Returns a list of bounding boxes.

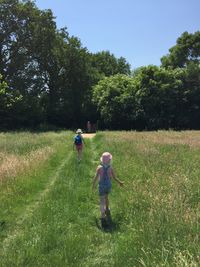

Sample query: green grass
[0,131,199,266]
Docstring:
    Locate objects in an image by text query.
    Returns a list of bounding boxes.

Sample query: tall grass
[0,131,71,242]
[98,131,200,266]
[0,131,199,266]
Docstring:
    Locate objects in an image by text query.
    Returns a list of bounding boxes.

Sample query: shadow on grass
[94,216,121,233]
[0,221,6,229]
[0,221,6,240]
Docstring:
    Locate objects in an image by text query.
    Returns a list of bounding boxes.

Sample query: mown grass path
[0,133,118,267]
[2,153,72,253]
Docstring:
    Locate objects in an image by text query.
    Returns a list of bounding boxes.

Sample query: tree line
[0,0,200,130]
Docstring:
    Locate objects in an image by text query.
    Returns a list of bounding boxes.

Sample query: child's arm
[111,168,124,186]
[92,167,99,191]
[81,135,85,145]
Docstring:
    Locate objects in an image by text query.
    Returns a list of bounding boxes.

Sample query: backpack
[102,165,110,181]
[74,135,82,145]
[99,165,111,187]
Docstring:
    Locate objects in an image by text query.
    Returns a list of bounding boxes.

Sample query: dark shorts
[99,183,111,196]
[75,144,83,151]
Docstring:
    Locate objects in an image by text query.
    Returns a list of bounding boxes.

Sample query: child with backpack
[73,129,85,162]
[92,152,124,227]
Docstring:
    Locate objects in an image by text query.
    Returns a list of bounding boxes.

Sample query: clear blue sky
[35,0,200,69]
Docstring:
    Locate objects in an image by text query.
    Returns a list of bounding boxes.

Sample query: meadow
[0,131,199,267]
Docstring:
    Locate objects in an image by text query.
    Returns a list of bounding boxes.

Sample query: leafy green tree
[0,0,133,130]
[161,31,200,129]
[117,57,131,75]
[0,0,57,128]
[93,66,191,130]
[92,74,136,129]
[0,75,9,110]
[161,31,200,69]
[182,62,200,129]
[0,74,22,129]
[133,66,186,129]
[91,51,131,77]
[49,33,94,127]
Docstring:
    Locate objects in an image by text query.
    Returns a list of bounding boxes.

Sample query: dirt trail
[82,133,96,139]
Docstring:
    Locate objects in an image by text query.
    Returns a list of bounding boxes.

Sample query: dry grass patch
[144,131,200,148]
[103,131,200,148]
[0,147,54,182]
[134,143,160,156]
[82,133,96,139]
[174,250,199,267]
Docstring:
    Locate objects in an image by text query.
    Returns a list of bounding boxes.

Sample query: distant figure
[92,123,96,133]
[73,129,85,162]
[92,152,124,228]
[87,121,91,133]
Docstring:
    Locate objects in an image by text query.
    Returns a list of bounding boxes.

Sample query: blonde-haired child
[92,152,124,227]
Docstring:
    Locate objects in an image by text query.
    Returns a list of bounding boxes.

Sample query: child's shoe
[100,217,107,228]
[105,208,111,217]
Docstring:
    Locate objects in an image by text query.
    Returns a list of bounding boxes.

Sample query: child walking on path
[73,129,85,162]
[92,152,124,227]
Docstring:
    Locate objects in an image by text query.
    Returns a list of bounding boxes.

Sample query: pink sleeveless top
[97,165,113,180]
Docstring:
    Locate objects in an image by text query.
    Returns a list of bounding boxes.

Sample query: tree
[49,33,95,128]
[0,0,57,128]
[0,0,132,130]
[93,66,192,130]
[161,31,200,69]
[92,74,136,129]
[0,74,22,129]
[161,31,200,129]
[133,66,187,129]
[91,51,131,77]
[182,62,200,129]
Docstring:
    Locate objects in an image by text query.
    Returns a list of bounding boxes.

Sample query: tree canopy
[0,0,199,130]
[0,0,131,130]
[161,31,200,69]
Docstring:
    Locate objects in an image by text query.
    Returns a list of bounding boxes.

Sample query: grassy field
[0,131,199,266]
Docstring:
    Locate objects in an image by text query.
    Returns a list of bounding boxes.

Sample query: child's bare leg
[100,196,106,218]
[79,149,82,159]
[78,149,82,160]
[77,149,81,161]
[105,194,109,210]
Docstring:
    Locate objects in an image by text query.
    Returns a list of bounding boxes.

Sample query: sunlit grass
[0,131,71,243]
[0,147,54,181]
[0,131,199,266]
